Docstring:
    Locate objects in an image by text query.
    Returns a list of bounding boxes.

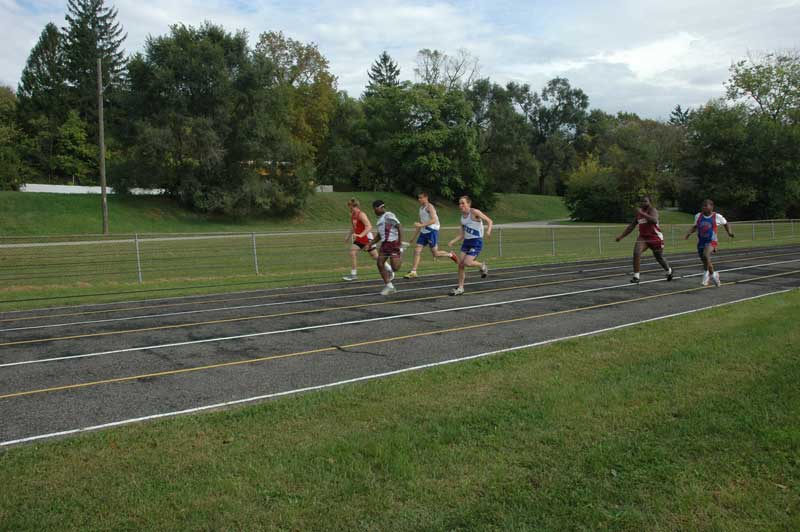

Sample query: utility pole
[97,56,109,235]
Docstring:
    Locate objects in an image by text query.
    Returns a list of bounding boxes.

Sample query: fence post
[771,221,775,239]
[134,233,143,284]
[597,226,602,256]
[498,228,503,258]
[251,232,260,275]
[752,223,755,241]
[551,228,556,256]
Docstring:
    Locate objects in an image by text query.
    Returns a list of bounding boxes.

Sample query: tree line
[1,0,798,220]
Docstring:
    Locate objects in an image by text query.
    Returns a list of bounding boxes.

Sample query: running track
[1,245,799,446]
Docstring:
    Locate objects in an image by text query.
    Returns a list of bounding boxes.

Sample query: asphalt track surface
[2,244,799,447]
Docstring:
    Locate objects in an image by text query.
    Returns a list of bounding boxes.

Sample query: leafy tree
[467,80,539,193]
[365,51,400,95]
[725,50,800,122]
[317,92,370,189]
[668,104,691,126]
[54,109,95,184]
[0,87,34,189]
[254,31,337,158]
[563,156,626,221]
[119,22,312,216]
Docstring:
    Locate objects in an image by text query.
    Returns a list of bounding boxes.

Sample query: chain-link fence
[0,220,797,288]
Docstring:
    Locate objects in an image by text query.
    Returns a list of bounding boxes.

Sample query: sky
[2,0,798,119]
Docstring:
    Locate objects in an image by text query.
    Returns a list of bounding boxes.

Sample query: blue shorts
[697,241,717,258]
[417,230,439,248]
[461,238,483,257]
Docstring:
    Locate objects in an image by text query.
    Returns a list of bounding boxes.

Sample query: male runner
[370,200,403,295]
[343,198,391,281]
[615,195,674,283]
[684,199,734,287]
[404,192,458,279]
[447,195,493,295]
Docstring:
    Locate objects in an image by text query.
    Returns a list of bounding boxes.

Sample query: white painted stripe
[4,250,787,331]
[3,258,797,369]
[2,245,795,317]
[1,288,791,448]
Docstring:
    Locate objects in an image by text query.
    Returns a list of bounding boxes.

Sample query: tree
[254,31,337,158]
[62,0,127,132]
[414,48,479,90]
[16,23,71,181]
[317,92,370,189]
[17,23,70,122]
[668,104,691,126]
[119,23,312,216]
[54,109,95,184]
[725,50,800,122]
[0,87,34,189]
[365,51,400,95]
[467,80,539,193]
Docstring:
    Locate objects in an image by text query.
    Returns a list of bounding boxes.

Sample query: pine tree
[62,0,126,130]
[17,23,70,120]
[365,51,400,95]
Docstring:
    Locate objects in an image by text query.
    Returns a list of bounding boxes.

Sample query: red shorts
[640,237,664,251]
[380,241,402,258]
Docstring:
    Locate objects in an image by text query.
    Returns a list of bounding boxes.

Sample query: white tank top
[419,204,440,233]
[461,210,484,239]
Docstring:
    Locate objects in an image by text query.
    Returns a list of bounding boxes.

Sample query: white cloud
[1,0,798,117]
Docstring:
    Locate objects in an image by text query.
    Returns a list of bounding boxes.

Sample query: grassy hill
[0,191,571,236]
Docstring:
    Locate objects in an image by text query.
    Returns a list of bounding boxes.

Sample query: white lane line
[2,245,793,317]
[3,259,797,369]
[0,251,778,332]
[1,288,792,448]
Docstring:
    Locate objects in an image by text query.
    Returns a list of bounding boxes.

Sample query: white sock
[633,272,640,279]
[386,282,394,288]
[384,262,393,271]
[350,269,357,276]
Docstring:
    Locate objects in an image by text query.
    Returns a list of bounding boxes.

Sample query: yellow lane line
[1,252,796,347]
[1,269,796,401]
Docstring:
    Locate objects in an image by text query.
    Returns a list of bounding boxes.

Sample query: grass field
[1,290,797,530]
[0,191,570,236]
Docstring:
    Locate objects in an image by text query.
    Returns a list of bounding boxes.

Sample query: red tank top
[351,208,371,244]
[637,210,663,240]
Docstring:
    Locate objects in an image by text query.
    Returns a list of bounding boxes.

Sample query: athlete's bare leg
[702,245,714,274]
[652,249,671,272]
[632,240,646,273]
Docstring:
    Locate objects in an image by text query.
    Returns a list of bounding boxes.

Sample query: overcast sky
[2,0,798,119]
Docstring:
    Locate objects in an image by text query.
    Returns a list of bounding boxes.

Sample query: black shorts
[355,241,376,252]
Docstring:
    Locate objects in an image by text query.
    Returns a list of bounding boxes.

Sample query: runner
[404,192,458,279]
[447,195,493,295]
[370,200,403,296]
[342,198,391,281]
[684,199,734,287]
[615,195,674,283]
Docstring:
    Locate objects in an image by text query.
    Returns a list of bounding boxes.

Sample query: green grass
[1,291,798,530]
[1,221,797,312]
[0,191,569,236]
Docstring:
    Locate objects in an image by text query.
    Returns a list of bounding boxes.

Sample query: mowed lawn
[1,291,798,530]
[0,191,569,236]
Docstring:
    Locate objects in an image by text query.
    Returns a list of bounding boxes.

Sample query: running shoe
[403,271,418,279]
[449,251,458,264]
[480,263,488,278]
[702,271,710,286]
[342,275,357,281]
[630,275,640,284]
[712,272,721,287]
[666,267,674,281]
[450,287,464,296]
[380,284,396,296]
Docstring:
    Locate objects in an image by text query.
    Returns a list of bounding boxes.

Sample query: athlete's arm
[723,223,734,238]
[616,219,637,241]
[448,227,464,247]
[474,208,493,237]
[396,222,403,245]
[684,225,697,239]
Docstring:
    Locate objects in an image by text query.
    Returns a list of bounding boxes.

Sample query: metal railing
[0,220,796,288]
